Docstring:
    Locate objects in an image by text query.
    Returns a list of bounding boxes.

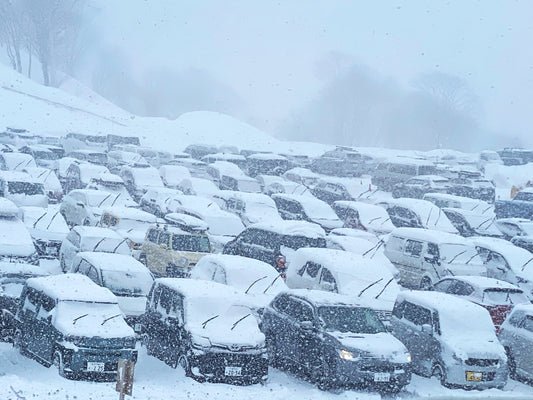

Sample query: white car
[159,165,191,188]
[120,164,165,202]
[21,206,69,258]
[139,187,183,217]
[23,167,63,204]
[0,171,47,207]
[332,201,396,235]
[212,191,282,226]
[58,226,130,272]
[0,198,37,264]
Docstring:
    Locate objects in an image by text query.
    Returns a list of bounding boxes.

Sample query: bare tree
[0,0,24,73]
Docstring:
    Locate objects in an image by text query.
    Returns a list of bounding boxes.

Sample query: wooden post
[116,359,135,399]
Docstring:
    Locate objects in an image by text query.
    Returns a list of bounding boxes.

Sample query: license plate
[86,362,105,372]
[225,366,242,376]
[466,371,483,381]
[134,323,142,332]
[374,372,390,382]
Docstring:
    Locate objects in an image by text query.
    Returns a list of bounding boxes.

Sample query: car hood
[115,295,147,317]
[445,263,487,277]
[442,335,506,360]
[7,194,47,208]
[329,331,409,362]
[310,217,344,230]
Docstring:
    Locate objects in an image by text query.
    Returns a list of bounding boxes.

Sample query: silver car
[391,291,508,389]
[498,304,533,382]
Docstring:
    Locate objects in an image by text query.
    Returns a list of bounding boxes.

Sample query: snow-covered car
[371,158,439,192]
[423,193,494,215]
[478,150,503,171]
[85,173,137,206]
[0,171,47,207]
[384,228,486,289]
[391,291,508,389]
[63,162,110,192]
[311,177,373,205]
[60,189,134,227]
[391,175,451,199]
[378,198,458,234]
[223,221,326,274]
[212,191,282,226]
[495,218,533,240]
[283,167,320,187]
[19,144,64,169]
[99,207,158,258]
[14,274,137,380]
[139,187,183,217]
[21,206,69,258]
[143,278,268,384]
[0,152,37,171]
[158,165,191,188]
[499,304,533,382]
[0,198,37,264]
[442,208,503,238]
[206,161,244,186]
[58,226,130,272]
[70,252,153,333]
[106,150,147,173]
[430,276,529,332]
[190,254,288,312]
[472,236,533,299]
[261,290,411,392]
[246,153,290,177]
[176,177,220,197]
[328,227,381,245]
[219,174,261,194]
[286,248,399,324]
[166,157,211,179]
[22,167,63,204]
[256,174,309,196]
[67,149,108,166]
[120,164,165,202]
[202,153,247,170]
[0,262,48,342]
[332,201,396,235]
[141,224,211,277]
[272,193,343,232]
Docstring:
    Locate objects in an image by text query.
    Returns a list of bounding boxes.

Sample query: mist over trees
[280,58,488,151]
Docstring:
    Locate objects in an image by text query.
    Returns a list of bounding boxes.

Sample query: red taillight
[484,304,513,330]
[276,255,286,270]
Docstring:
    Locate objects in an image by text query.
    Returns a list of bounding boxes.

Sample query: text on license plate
[225,366,242,376]
[374,372,390,382]
[466,371,482,381]
[86,362,105,372]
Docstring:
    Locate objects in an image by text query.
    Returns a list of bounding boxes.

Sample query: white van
[384,228,486,289]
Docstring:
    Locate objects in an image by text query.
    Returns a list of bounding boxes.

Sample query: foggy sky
[79,1,533,148]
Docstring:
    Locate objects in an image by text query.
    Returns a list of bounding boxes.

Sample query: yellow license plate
[466,371,482,381]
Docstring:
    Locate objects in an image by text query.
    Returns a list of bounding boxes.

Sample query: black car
[223,221,327,274]
[447,175,495,203]
[261,290,412,392]
[143,278,268,384]
[0,262,48,342]
[391,175,451,199]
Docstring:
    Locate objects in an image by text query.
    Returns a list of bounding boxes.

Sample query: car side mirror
[421,323,433,335]
[300,320,315,331]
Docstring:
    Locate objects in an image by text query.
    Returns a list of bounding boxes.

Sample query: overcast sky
[91,0,532,144]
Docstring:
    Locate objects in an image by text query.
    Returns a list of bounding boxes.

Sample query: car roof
[154,278,239,299]
[281,289,370,307]
[101,206,157,221]
[249,220,325,238]
[437,276,522,291]
[26,274,117,303]
[72,226,123,239]
[397,290,484,315]
[76,252,149,273]
[0,262,48,276]
[389,227,466,245]
[0,171,40,183]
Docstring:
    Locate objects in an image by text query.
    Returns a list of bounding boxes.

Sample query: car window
[147,228,159,243]
[272,294,290,313]
[304,261,321,278]
[86,266,99,284]
[284,297,314,322]
[508,310,525,327]
[448,281,475,296]
[432,279,455,292]
[158,231,171,246]
[523,316,533,333]
[403,301,432,326]
[405,239,423,256]
[158,286,174,315]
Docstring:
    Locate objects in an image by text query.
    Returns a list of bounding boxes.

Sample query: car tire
[431,363,447,387]
[60,257,67,273]
[265,335,278,368]
[179,355,192,377]
[419,277,432,290]
[13,329,23,352]
[506,348,517,380]
[53,351,66,378]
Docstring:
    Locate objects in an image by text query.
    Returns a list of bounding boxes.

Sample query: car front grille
[464,358,499,367]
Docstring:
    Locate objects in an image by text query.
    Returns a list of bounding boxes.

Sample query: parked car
[511,235,533,254]
[70,252,153,333]
[143,278,268,384]
[378,198,458,234]
[183,144,218,160]
[495,218,533,240]
[285,248,400,324]
[13,274,137,380]
[67,149,108,166]
[223,221,326,274]
[0,262,48,342]
[167,158,211,179]
[246,153,290,177]
[202,153,247,169]
[60,189,134,227]
[309,157,347,177]
[21,206,70,258]
[58,226,130,272]
[141,224,211,277]
[0,152,37,171]
[332,201,396,235]
[261,290,411,392]
[120,164,165,202]
[106,150,146,173]
[219,174,261,194]
[139,187,183,217]
[0,171,47,207]
[85,174,137,206]
[311,177,373,205]
[205,161,244,187]
[159,165,191,188]
[472,236,533,299]
[283,167,320,187]
[478,150,503,171]
[63,162,110,193]
[213,191,282,226]
[430,276,529,332]
[176,177,220,197]
[496,188,533,219]
[22,167,63,204]
[391,290,507,389]
[498,304,533,382]
[423,193,494,215]
[497,148,533,166]
[19,144,64,168]
[442,208,503,238]
[392,175,451,199]
[0,198,37,264]
[447,173,495,203]
[384,228,486,289]
[256,174,309,196]
[371,158,439,192]
[272,193,343,232]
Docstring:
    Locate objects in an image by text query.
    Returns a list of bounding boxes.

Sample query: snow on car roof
[380,156,436,166]
[510,303,533,315]
[390,227,467,245]
[423,192,487,207]
[519,187,533,193]
[215,191,277,206]
[73,226,123,239]
[164,213,209,232]
[0,197,20,216]
[471,236,533,271]
[283,289,370,307]
[203,153,246,161]
[26,274,118,303]
[247,153,287,160]
[155,277,239,300]
[446,276,523,291]
[0,170,40,183]
[284,167,319,178]
[410,175,449,181]
[250,220,325,238]
[0,262,47,276]
[76,252,149,274]
[90,172,124,184]
[1,152,36,169]
[101,206,157,222]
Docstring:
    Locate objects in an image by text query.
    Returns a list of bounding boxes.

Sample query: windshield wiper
[231,313,251,330]
[358,278,383,297]
[475,217,494,230]
[92,237,107,251]
[201,314,219,329]
[244,275,268,294]
[380,217,390,226]
[101,314,122,325]
[32,212,48,228]
[464,252,478,265]
[46,211,59,230]
[425,207,433,226]
[112,237,128,253]
[521,257,533,271]
[72,313,88,324]
[263,273,283,294]
[375,277,394,299]
[97,193,112,208]
[110,193,121,207]
[447,250,467,264]
[362,240,384,258]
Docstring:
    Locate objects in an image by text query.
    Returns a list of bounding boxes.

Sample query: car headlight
[129,241,142,250]
[339,349,355,361]
[192,335,211,349]
[406,352,412,363]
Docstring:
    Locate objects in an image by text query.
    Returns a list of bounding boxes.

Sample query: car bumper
[62,347,137,381]
[334,360,411,391]
[444,361,507,389]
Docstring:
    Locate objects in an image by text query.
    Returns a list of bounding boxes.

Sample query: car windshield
[101,269,152,296]
[171,234,211,252]
[482,288,529,305]
[318,306,386,334]
[440,243,481,265]
[7,181,44,195]
[34,151,59,160]
[0,277,27,298]
[284,235,326,250]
